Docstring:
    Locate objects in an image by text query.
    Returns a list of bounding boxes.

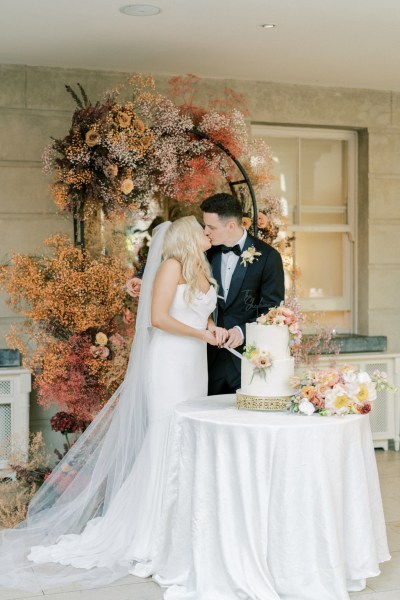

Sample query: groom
[201,193,285,395]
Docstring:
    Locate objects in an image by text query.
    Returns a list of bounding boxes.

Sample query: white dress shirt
[221,229,247,301]
[220,229,247,343]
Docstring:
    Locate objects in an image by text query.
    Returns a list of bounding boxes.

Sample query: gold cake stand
[236,390,290,411]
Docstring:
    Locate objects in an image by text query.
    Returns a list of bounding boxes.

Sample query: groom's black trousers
[207,347,241,395]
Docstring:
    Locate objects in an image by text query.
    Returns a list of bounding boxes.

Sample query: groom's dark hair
[200,193,243,224]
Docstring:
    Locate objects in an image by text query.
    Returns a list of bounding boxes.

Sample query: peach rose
[126,277,142,298]
[257,212,269,229]
[301,385,318,400]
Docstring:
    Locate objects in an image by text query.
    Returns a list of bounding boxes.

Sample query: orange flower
[85,130,100,147]
[133,118,145,133]
[242,217,252,230]
[301,385,317,400]
[121,178,134,195]
[117,112,131,128]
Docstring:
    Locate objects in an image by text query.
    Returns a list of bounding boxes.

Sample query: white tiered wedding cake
[236,305,301,411]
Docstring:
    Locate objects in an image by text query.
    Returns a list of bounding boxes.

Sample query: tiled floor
[1,449,399,600]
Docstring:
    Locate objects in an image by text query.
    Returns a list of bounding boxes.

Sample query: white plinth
[0,367,31,474]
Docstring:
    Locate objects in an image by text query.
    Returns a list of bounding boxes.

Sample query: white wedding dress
[27,284,217,580]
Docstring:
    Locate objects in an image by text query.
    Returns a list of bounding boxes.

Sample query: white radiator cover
[0,368,31,474]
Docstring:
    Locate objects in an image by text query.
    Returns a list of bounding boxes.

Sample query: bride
[0,216,226,592]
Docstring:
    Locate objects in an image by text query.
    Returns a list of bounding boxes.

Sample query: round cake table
[152,394,390,600]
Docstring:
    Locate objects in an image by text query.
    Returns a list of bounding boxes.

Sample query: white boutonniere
[240,245,261,266]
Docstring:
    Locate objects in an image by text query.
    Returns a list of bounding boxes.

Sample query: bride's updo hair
[162,216,217,302]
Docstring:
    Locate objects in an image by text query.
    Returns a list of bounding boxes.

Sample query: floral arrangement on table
[0,235,140,423]
[289,366,396,416]
[242,344,273,381]
[256,303,303,351]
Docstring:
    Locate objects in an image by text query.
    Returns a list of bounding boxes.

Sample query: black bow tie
[221,244,241,256]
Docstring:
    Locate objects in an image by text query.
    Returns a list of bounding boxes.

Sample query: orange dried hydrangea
[1,235,136,421]
[0,235,132,335]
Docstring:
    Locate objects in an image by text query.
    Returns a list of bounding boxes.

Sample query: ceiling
[2,0,400,92]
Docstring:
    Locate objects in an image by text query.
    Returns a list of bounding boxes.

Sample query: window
[252,126,357,333]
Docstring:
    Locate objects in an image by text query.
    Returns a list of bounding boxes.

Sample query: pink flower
[90,345,110,359]
[122,308,134,324]
[318,368,340,388]
[110,333,125,347]
[126,277,142,298]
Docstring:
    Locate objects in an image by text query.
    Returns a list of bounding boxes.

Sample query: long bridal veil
[0,221,172,591]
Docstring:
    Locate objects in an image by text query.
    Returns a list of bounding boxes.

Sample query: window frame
[251,124,358,332]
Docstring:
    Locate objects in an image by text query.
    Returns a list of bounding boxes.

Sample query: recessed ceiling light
[119,4,161,16]
[260,23,276,29]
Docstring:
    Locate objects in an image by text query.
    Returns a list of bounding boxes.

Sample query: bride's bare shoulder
[156,258,183,283]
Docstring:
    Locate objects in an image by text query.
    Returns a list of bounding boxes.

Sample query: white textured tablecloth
[152,395,390,600]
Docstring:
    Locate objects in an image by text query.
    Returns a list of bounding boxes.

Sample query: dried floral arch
[73,127,258,250]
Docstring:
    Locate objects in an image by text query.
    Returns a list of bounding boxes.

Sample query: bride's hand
[212,326,229,347]
[203,330,219,346]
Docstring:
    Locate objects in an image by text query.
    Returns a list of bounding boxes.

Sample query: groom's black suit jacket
[206,233,284,394]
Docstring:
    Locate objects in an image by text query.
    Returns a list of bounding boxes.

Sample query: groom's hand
[224,327,243,349]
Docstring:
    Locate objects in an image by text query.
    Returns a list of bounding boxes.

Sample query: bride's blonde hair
[162,216,217,302]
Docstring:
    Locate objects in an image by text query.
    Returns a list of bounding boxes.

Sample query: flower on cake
[243,343,273,381]
[256,303,302,349]
[289,366,395,416]
[240,245,261,267]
